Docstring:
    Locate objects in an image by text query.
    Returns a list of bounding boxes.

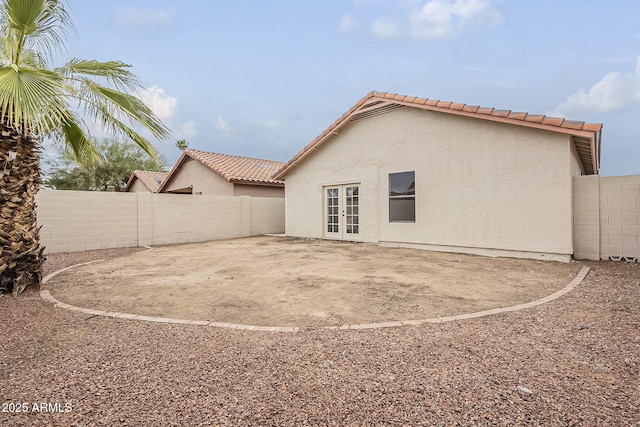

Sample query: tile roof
[275,91,603,178]
[124,170,168,193]
[159,150,285,193]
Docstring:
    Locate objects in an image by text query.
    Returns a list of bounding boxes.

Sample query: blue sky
[51,0,640,176]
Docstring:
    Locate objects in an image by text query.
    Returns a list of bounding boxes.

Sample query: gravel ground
[1,248,638,426]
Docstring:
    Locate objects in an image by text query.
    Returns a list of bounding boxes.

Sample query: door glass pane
[327,188,339,233]
[345,186,359,235]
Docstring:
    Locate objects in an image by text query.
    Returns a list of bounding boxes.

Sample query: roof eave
[157,151,192,193]
[274,91,376,179]
[123,171,139,192]
[231,179,285,187]
[275,92,603,178]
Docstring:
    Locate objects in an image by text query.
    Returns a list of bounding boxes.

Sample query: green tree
[44,139,168,191]
[0,0,170,295]
[176,139,188,151]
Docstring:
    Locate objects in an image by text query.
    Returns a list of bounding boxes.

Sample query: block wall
[572,176,600,260]
[36,190,139,253]
[573,175,640,260]
[36,190,285,254]
[598,176,640,259]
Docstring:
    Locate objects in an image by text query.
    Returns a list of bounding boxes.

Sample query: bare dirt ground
[44,236,583,327]
[0,246,638,426]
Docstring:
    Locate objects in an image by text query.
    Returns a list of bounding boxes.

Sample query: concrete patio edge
[41,261,590,333]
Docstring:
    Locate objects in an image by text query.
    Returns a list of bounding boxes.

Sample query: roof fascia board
[123,172,138,192]
[274,94,374,179]
[231,179,285,187]
[157,150,192,193]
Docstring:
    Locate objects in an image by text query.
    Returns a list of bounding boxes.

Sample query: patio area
[44,236,583,327]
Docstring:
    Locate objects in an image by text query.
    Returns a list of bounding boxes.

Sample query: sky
[47,0,640,176]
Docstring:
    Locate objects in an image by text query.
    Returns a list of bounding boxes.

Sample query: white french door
[324,184,359,239]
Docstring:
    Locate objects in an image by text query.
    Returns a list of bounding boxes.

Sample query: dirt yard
[45,236,583,327]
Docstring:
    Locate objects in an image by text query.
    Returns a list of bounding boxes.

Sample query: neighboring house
[274,91,602,262]
[159,149,285,198]
[124,170,169,193]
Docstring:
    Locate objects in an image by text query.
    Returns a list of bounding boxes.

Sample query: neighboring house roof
[159,149,285,193]
[124,170,169,193]
[275,91,603,178]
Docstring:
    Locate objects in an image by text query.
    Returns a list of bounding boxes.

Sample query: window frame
[388,171,416,223]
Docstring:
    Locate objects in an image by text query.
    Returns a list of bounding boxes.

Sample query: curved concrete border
[41,258,590,332]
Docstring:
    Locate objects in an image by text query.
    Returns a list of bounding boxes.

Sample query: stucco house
[159,149,285,197]
[274,91,602,262]
[124,170,168,193]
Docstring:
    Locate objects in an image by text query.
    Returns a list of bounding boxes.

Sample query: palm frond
[85,97,158,161]
[59,58,141,92]
[0,64,70,132]
[59,114,99,165]
[2,0,71,62]
[82,81,170,140]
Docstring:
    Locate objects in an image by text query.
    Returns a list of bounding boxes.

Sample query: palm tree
[0,0,170,295]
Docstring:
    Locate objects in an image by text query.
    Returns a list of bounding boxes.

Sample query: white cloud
[115,7,172,28]
[343,0,503,40]
[179,121,197,137]
[215,115,233,136]
[550,56,640,116]
[371,18,399,39]
[136,85,177,121]
[409,0,502,39]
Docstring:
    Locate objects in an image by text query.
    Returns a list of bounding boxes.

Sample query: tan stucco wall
[284,107,577,260]
[233,184,284,198]
[128,179,151,193]
[162,158,284,197]
[573,175,640,260]
[163,158,234,195]
[36,190,285,253]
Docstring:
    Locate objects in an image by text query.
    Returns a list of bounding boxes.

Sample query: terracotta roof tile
[274,91,603,179]
[125,170,168,193]
[542,117,565,126]
[476,107,494,115]
[492,109,511,118]
[507,112,527,120]
[562,120,586,130]
[524,114,545,123]
[583,122,603,132]
[185,150,285,185]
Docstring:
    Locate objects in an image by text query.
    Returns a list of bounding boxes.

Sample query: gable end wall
[284,107,575,260]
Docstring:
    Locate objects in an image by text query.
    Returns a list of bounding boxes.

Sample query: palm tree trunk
[0,124,45,296]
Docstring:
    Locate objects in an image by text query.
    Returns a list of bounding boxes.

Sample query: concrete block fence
[35,190,285,254]
[34,175,639,260]
[573,175,640,261]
